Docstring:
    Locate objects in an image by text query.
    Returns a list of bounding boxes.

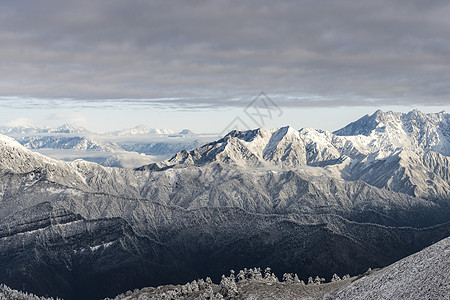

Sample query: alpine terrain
[0,124,212,168]
[107,235,450,299]
[0,109,450,299]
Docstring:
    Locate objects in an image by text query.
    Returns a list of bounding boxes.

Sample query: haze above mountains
[0,109,449,299]
[0,124,214,168]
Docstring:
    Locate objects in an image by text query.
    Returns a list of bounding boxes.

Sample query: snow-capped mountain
[179,129,195,135]
[146,126,308,169]
[19,135,116,151]
[0,124,43,135]
[48,123,92,134]
[334,109,450,155]
[0,123,92,135]
[109,125,176,136]
[0,110,449,299]
[0,124,210,168]
[143,110,450,201]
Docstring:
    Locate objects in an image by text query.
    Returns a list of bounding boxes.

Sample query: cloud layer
[1,0,449,107]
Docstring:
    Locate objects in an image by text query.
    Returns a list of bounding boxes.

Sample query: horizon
[1,104,449,135]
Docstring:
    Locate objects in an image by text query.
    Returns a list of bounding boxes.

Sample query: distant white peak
[179,129,195,135]
[52,123,90,133]
[0,124,46,135]
[113,125,175,136]
[152,128,175,135]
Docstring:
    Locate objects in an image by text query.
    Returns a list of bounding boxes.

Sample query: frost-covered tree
[237,270,246,282]
[313,276,325,285]
[342,274,351,280]
[282,273,294,283]
[307,277,314,285]
[198,278,208,290]
[251,267,263,280]
[219,274,238,297]
[229,270,235,282]
[0,283,57,300]
[264,267,272,280]
[190,280,200,292]
[331,273,341,282]
[270,273,279,282]
[197,286,215,300]
[293,274,305,285]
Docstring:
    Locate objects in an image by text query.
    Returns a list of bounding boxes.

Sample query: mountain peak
[53,123,90,134]
[0,133,21,146]
[333,110,387,136]
[179,129,195,135]
[141,126,307,170]
[334,109,450,156]
[334,109,443,136]
[110,125,175,136]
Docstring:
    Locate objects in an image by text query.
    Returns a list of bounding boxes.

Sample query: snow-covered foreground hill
[333,235,450,299]
[0,110,450,299]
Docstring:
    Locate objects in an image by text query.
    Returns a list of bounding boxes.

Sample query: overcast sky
[1,0,449,132]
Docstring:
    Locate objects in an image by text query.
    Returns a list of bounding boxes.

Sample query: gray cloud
[1,0,450,107]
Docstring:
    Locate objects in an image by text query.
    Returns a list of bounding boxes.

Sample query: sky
[1,0,450,133]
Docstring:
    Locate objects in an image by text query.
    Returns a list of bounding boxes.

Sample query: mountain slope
[333,236,450,300]
[110,236,450,300]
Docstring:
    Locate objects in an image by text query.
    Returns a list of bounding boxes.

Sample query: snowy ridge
[147,126,309,169]
[0,123,92,135]
[109,125,176,136]
[0,133,58,173]
[334,236,450,300]
[335,109,450,155]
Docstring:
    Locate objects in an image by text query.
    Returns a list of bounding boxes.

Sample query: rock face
[0,110,450,299]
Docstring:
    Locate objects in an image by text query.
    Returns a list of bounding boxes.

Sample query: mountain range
[0,109,449,299]
[0,124,212,168]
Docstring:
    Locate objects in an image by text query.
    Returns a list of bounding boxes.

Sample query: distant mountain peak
[111,125,175,136]
[53,123,90,134]
[141,126,308,170]
[179,129,195,135]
